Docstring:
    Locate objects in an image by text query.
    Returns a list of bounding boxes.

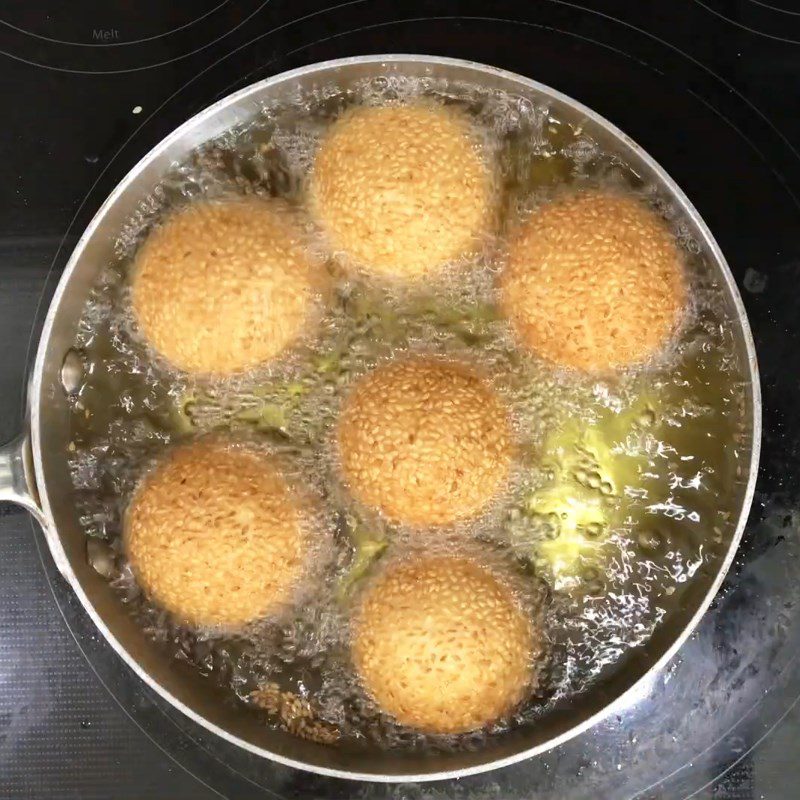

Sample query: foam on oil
[65,74,752,751]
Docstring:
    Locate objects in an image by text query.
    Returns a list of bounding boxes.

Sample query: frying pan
[0,55,761,782]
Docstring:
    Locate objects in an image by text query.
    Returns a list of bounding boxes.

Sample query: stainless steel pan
[0,55,761,782]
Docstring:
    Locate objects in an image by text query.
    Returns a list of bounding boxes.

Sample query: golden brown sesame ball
[336,358,513,527]
[309,104,493,279]
[499,191,687,372]
[131,199,324,375]
[125,440,310,629]
[352,556,535,734]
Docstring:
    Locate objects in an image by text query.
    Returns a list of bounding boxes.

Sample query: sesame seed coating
[352,556,534,734]
[125,440,309,629]
[309,104,493,279]
[131,199,324,375]
[336,358,514,527]
[499,191,687,372]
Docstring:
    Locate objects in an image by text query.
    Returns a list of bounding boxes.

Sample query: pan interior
[30,56,759,781]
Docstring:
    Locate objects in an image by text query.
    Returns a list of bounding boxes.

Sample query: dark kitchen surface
[1,1,799,798]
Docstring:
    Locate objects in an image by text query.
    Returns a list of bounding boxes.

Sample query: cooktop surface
[1,2,799,798]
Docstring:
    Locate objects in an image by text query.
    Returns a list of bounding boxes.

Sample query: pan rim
[29,53,762,783]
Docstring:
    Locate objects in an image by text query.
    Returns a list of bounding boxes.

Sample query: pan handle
[1,429,56,537]
[0,433,74,577]
[0,433,45,520]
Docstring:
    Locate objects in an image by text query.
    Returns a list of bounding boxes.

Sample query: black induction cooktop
[1,2,800,798]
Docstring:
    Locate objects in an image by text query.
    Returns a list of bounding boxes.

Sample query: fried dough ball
[131,199,324,375]
[499,191,686,371]
[336,358,513,526]
[309,104,493,279]
[125,440,311,629]
[352,555,535,734]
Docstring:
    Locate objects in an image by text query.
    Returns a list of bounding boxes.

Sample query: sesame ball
[336,358,513,527]
[499,191,687,371]
[125,440,311,629]
[351,556,535,734]
[131,199,325,375]
[309,104,494,279]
